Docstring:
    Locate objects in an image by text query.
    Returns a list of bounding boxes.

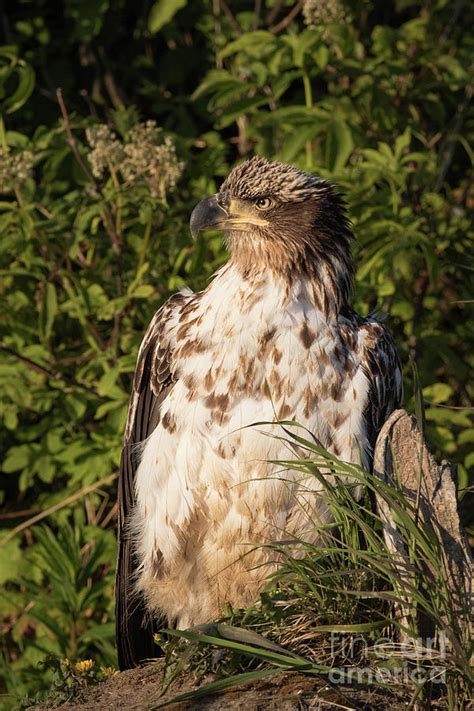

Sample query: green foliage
[0,518,116,705]
[148,0,189,34]
[0,0,472,706]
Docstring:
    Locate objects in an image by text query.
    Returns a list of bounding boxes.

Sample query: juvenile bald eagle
[116,157,402,669]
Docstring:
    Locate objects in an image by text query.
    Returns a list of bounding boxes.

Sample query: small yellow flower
[74,659,94,673]
[62,658,70,667]
[100,666,118,677]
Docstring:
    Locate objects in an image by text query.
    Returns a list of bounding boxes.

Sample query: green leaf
[394,127,411,160]
[34,454,56,484]
[219,31,276,60]
[214,96,269,128]
[456,465,469,498]
[192,70,247,102]
[97,368,127,399]
[324,120,353,172]
[3,406,18,430]
[94,399,127,419]
[426,408,470,427]
[153,669,279,709]
[278,124,322,163]
[40,282,58,341]
[65,0,110,43]
[3,444,32,472]
[64,392,88,419]
[463,452,474,470]
[422,383,453,404]
[314,45,329,70]
[283,30,319,68]
[148,0,187,33]
[133,284,155,298]
[409,356,425,435]
[3,63,35,114]
[165,628,318,669]
[459,429,474,446]
[0,538,22,584]
[211,623,297,656]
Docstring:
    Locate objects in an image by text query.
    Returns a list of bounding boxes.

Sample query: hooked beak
[189,195,229,240]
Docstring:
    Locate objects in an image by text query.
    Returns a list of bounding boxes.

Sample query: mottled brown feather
[116,157,403,667]
[359,321,403,450]
[115,292,187,670]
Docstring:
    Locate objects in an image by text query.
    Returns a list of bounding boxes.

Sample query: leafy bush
[0,0,472,706]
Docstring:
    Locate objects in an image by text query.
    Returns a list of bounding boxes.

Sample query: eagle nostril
[217,192,230,210]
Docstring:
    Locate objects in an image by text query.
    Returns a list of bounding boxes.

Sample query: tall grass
[158,425,472,709]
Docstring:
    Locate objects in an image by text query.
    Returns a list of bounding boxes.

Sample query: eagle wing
[361,320,403,451]
[115,291,189,670]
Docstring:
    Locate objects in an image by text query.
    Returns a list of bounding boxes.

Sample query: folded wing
[115,293,187,669]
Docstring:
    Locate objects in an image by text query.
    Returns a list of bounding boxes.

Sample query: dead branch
[373,409,473,640]
[56,88,121,253]
[270,0,304,34]
[0,472,118,546]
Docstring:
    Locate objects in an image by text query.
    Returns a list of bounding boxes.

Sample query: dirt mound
[29,665,413,710]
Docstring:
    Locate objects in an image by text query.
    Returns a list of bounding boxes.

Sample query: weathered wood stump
[373,408,473,641]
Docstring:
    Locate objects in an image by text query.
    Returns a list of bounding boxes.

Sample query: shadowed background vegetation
[0,0,472,706]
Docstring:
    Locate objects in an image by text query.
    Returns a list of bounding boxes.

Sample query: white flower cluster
[122,121,184,200]
[85,124,124,180]
[0,148,34,194]
[86,120,184,200]
[303,0,347,27]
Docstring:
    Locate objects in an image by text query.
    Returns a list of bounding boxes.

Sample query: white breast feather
[133,264,371,627]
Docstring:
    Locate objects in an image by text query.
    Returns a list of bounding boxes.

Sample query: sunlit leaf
[148,0,187,34]
[324,120,353,172]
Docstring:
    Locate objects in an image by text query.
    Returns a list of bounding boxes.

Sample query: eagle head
[190,156,353,304]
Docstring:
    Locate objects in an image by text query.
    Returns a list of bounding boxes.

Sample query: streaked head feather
[221,156,328,203]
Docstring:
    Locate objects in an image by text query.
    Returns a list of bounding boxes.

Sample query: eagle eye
[255,197,273,210]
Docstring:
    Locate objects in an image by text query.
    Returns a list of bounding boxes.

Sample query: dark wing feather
[115,292,188,670]
[361,320,403,452]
